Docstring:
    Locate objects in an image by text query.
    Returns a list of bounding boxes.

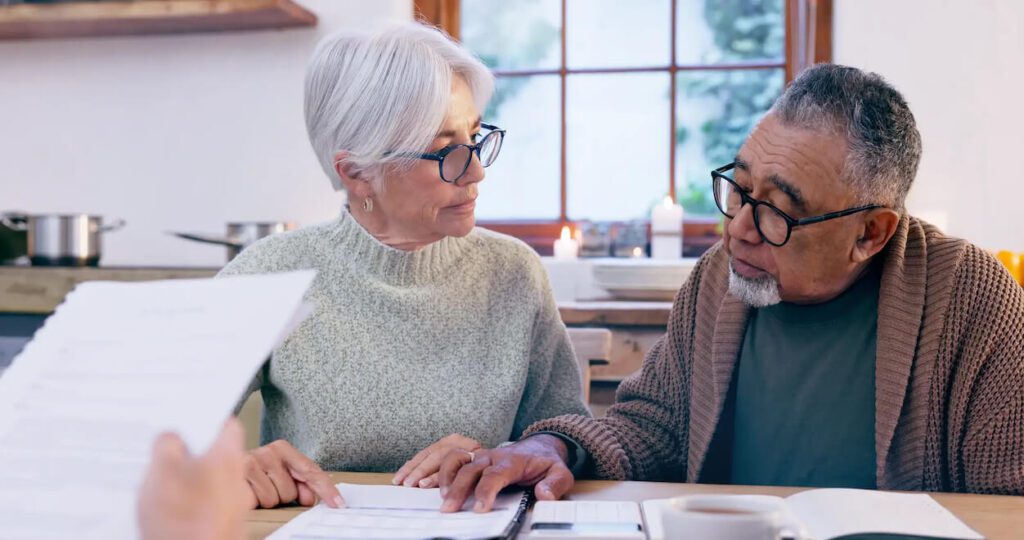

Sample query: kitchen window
[415,0,832,254]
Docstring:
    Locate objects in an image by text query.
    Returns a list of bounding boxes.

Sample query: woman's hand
[244,439,345,509]
[137,419,250,540]
[392,434,482,488]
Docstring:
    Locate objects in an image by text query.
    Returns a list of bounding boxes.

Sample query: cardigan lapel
[874,216,928,488]
[685,216,927,485]
[687,290,751,482]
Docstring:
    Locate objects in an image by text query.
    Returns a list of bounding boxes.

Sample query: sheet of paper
[0,271,316,540]
[786,488,983,540]
[268,482,526,539]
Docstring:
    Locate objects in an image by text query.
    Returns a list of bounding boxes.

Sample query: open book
[641,488,982,540]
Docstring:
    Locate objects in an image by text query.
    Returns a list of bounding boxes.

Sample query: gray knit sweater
[219,209,589,472]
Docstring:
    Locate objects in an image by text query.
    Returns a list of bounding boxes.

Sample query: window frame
[414,0,832,255]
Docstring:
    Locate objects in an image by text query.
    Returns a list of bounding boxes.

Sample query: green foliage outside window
[463,0,785,220]
[676,0,785,216]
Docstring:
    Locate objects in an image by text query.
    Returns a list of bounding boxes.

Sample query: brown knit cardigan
[525,216,1024,494]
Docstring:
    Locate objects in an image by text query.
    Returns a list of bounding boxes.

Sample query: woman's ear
[334,151,374,199]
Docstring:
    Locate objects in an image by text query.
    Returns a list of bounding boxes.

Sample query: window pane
[675,68,784,216]
[476,75,561,220]
[461,0,561,71]
[675,0,785,65]
[566,0,671,69]
[568,73,670,220]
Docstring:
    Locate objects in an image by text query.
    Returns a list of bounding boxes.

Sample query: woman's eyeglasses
[392,123,506,184]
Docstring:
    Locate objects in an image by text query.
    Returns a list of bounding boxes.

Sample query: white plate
[603,287,679,301]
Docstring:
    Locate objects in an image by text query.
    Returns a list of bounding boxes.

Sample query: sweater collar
[328,209,469,286]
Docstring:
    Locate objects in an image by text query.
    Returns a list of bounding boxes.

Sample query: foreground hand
[438,434,574,513]
[244,439,344,509]
[393,434,481,488]
[137,419,249,540]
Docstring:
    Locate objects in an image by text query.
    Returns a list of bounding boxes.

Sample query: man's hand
[438,434,575,513]
[243,439,344,509]
[393,433,481,488]
[137,419,250,540]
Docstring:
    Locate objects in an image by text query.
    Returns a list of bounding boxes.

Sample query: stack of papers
[268,483,527,540]
[0,271,317,540]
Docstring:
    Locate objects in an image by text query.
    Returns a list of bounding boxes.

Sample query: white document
[642,488,983,540]
[0,271,317,540]
[268,482,527,539]
[529,500,645,539]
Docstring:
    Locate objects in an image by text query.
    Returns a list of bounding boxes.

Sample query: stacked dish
[591,258,697,301]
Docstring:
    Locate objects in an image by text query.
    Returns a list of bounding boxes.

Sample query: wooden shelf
[0,0,317,40]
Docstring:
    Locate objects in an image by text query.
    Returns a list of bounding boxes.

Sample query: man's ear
[334,150,373,200]
[852,208,901,263]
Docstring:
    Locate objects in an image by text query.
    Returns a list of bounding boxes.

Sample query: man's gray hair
[304,23,494,191]
[771,64,922,210]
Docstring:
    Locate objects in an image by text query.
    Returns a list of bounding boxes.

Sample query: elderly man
[439,64,1024,513]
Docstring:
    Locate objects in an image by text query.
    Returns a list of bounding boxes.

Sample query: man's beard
[728,260,782,308]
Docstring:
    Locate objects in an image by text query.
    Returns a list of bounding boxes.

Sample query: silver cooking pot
[171,221,296,262]
[0,213,126,267]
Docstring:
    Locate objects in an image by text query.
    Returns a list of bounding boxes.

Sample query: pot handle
[168,231,245,249]
[0,213,28,231]
[99,218,126,233]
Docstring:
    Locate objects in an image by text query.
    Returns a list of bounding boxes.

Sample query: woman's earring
[363,198,374,213]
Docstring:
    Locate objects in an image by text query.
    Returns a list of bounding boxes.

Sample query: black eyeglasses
[711,162,882,247]
[391,123,506,184]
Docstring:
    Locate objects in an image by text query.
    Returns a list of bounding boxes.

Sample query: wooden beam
[413,0,459,40]
[813,0,833,64]
[785,0,833,82]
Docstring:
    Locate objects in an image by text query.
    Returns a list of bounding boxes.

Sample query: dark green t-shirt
[730,264,881,488]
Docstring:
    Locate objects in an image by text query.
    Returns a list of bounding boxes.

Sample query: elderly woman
[218,22,589,509]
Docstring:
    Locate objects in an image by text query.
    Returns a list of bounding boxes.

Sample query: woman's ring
[466,450,476,463]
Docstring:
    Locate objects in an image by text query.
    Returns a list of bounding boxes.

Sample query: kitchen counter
[0,265,673,383]
[0,266,672,323]
[0,266,219,314]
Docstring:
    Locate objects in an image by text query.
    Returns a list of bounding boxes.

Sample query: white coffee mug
[661,495,807,540]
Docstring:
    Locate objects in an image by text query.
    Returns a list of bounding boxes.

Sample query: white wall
[834,0,1024,251]
[0,0,412,267]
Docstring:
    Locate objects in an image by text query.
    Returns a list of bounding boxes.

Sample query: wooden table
[246,472,1024,539]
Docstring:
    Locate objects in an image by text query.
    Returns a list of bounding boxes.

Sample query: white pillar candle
[553,225,579,260]
[651,196,684,259]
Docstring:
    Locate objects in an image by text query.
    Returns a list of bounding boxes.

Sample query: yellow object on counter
[995,251,1023,285]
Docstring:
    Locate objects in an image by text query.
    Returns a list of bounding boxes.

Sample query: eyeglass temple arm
[794,205,883,226]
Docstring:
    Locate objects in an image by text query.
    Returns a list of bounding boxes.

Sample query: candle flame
[632,246,644,258]
[560,225,571,241]
[663,196,674,208]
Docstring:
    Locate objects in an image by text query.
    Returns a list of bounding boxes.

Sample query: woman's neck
[348,204,441,252]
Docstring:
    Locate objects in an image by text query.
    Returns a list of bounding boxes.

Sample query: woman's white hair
[304,22,494,191]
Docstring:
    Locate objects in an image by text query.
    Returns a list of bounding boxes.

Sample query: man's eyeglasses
[711,162,882,247]
[392,123,506,184]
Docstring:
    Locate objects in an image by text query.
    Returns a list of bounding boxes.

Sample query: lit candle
[650,196,683,259]
[553,225,579,260]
